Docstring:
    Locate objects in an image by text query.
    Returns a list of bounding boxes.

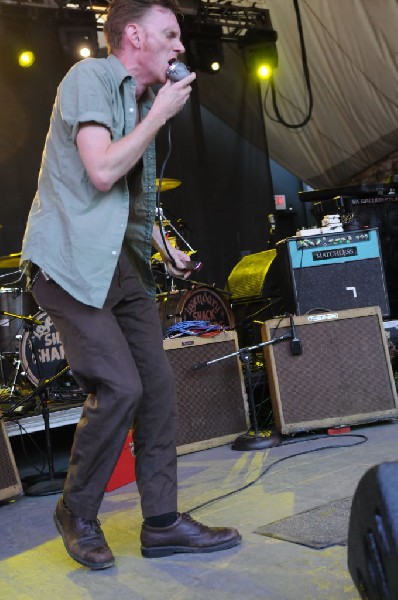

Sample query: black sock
[144,512,178,528]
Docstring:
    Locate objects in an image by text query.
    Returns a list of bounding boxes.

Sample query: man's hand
[152,224,192,278]
[164,247,193,279]
[150,72,196,124]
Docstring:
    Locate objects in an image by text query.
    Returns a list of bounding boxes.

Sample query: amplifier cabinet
[0,415,22,501]
[277,228,390,317]
[164,331,249,455]
[262,307,398,434]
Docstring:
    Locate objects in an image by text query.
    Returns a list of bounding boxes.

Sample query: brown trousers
[32,251,178,520]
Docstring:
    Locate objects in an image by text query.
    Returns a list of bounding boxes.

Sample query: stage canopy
[195,0,398,189]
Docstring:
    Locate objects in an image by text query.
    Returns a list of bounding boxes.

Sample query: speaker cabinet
[348,461,398,600]
[262,307,398,434]
[164,331,249,455]
[277,228,390,317]
[0,415,22,501]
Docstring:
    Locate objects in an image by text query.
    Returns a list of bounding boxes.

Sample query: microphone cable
[155,120,177,269]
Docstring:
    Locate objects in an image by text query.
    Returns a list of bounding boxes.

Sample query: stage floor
[2,418,398,599]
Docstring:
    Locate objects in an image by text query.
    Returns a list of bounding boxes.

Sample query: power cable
[187,433,368,514]
[265,0,314,129]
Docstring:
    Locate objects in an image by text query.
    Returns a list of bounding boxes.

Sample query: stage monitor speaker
[262,306,398,434]
[0,415,22,501]
[164,331,249,455]
[277,228,390,317]
[348,461,398,600]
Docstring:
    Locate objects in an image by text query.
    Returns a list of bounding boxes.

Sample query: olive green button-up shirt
[21,54,157,308]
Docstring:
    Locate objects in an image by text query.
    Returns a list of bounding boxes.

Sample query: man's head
[104,0,185,85]
[104,0,178,53]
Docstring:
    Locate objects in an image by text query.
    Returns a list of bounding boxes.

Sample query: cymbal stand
[192,334,292,451]
[158,208,196,255]
[8,352,22,399]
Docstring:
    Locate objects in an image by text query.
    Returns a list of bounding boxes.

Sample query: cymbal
[0,252,21,268]
[156,178,181,192]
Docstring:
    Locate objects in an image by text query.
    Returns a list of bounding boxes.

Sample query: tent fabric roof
[196,0,398,189]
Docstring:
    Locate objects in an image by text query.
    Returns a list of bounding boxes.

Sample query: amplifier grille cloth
[269,315,396,425]
[166,339,248,446]
[0,418,22,501]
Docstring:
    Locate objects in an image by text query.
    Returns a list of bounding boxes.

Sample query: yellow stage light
[257,64,273,80]
[239,26,278,81]
[18,50,35,68]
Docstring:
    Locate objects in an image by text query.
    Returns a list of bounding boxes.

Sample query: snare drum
[20,310,70,386]
[157,286,235,333]
[0,288,38,351]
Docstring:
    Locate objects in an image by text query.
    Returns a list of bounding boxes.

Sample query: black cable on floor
[187,433,368,514]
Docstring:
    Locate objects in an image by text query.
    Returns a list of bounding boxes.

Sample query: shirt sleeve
[58,59,115,143]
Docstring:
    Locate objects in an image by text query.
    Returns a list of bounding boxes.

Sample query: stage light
[257,63,272,80]
[18,50,35,68]
[210,60,221,72]
[239,28,278,80]
[185,23,224,74]
[58,15,98,65]
[78,45,92,58]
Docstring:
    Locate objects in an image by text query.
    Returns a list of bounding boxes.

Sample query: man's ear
[126,23,142,48]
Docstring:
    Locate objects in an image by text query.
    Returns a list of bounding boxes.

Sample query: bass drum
[20,309,79,391]
[0,288,38,351]
[157,286,235,334]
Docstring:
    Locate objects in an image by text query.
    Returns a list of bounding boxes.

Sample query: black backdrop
[0,9,277,293]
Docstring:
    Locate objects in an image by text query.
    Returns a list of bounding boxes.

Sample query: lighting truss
[0,0,272,38]
[192,1,273,42]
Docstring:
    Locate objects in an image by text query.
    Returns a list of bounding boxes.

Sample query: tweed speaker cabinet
[163,331,249,455]
[0,415,22,501]
[262,307,398,434]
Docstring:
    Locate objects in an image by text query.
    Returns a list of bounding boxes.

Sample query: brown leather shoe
[141,512,241,558]
[54,497,115,570]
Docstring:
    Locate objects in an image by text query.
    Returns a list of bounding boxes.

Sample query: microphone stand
[192,333,292,451]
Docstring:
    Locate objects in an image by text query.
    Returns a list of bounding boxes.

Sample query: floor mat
[254,496,352,549]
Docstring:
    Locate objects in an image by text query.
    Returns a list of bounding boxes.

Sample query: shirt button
[129,107,134,113]
[111,251,117,255]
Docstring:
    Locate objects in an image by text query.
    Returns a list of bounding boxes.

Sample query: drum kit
[0,253,81,414]
[152,184,235,336]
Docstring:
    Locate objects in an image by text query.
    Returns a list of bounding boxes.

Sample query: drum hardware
[0,287,39,352]
[0,306,42,393]
[4,317,72,496]
[157,285,235,335]
[153,206,202,294]
[6,341,23,401]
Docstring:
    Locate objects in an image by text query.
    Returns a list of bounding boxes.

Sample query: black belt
[29,263,43,290]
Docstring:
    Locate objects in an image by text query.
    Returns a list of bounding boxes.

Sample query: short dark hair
[104,0,179,52]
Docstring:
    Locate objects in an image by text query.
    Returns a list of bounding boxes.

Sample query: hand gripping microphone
[289,315,303,356]
[166,59,191,82]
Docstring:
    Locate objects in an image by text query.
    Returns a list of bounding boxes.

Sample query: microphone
[191,361,208,371]
[289,315,303,356]
[166,59,191,82]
